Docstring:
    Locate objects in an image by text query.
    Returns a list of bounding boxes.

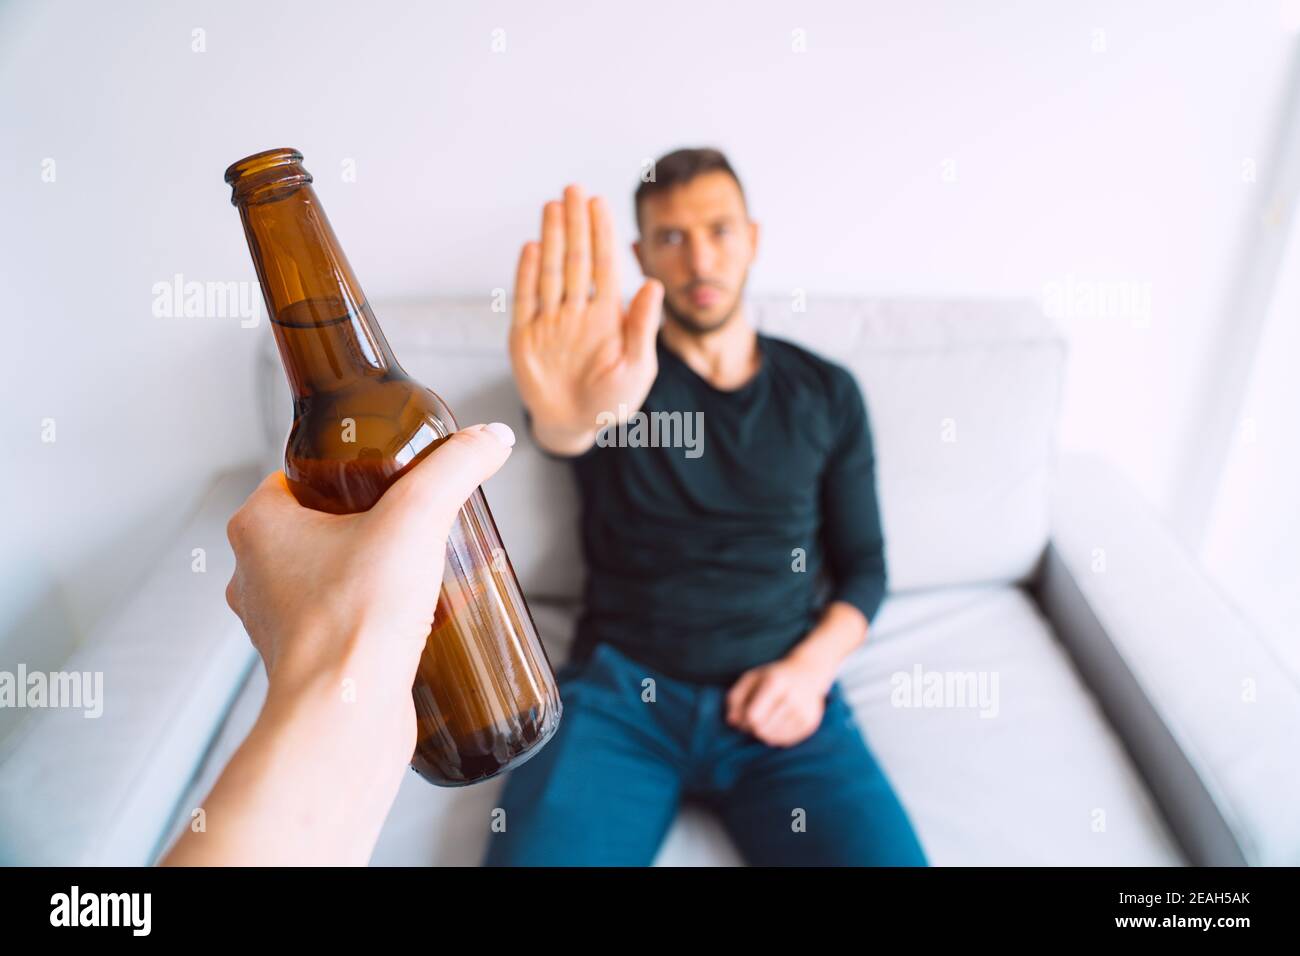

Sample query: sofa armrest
[1037,454,1300,866]
[0,466,263,865]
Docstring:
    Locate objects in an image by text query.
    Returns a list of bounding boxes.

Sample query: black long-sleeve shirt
[562,332,887,686]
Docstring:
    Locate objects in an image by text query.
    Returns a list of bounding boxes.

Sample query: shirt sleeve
[819,368,887,626]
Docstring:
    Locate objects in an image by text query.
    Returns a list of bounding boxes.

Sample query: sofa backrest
[257,296,1065,598]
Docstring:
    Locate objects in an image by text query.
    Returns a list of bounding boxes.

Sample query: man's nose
[687,235,718,275]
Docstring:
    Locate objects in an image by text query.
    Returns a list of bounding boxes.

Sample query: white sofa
[3,296,1297,866]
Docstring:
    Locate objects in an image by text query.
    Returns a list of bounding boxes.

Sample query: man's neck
[660,304,761,391]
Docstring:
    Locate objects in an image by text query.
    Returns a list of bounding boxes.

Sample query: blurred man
[485,148,927,866]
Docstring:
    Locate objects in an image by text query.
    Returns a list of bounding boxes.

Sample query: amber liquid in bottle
[225,148,562,785]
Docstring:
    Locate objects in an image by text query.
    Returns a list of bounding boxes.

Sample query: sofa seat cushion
[838,584,1183,865]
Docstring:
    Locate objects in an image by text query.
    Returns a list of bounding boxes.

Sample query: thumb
[726,669,760,726]
[369,423,515,533]
[624,278,664,366]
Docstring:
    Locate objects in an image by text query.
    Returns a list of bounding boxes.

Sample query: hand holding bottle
[509,185,664,456]
[163,423,514,866]
[224,423,516,710]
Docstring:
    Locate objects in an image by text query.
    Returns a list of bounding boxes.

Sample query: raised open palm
[508,185,664,456]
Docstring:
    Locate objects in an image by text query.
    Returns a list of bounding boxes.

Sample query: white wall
[1,0,1293,720]
[1202,180,1300,677]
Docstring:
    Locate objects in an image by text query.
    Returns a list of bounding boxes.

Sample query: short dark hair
[634,147,746,230]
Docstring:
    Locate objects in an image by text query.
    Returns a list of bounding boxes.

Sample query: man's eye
[714,224,731,237]
[661,231,683,246]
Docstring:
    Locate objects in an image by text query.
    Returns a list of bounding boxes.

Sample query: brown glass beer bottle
[224,147,562,786]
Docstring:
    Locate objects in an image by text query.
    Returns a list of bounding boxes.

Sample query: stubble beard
[661,277,748,337]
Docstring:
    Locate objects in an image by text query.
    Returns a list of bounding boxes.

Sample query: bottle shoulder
[283,375,458,512]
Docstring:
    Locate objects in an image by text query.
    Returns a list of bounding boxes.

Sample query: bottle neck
[230,153,399,396]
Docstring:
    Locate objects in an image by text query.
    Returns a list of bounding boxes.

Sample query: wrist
[786,640,840,691]
[529,416,599,456]
[266,632,418,759]
[261,653,416,796]
[266,614,420,704]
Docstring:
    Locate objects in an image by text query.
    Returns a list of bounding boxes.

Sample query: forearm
[817,367,886,663]
[787,600,869,678]
[161,672,411,867]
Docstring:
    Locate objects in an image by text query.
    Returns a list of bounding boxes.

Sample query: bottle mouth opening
[224,147,312,205]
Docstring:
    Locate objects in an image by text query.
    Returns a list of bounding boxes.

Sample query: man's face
[634,171,759,335]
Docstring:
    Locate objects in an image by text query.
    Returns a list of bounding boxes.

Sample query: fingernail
[484,422,516,447]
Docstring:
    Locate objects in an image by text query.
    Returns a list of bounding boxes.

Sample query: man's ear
[747,219,761,262]
[631,238,645,274]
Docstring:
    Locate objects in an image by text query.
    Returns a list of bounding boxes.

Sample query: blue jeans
[481,642,928,866]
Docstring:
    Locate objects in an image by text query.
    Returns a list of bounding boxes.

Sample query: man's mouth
[686,283,724,308]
